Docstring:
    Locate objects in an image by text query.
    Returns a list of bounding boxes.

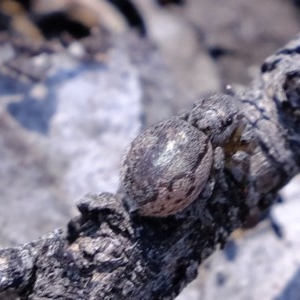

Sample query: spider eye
[226,117,233,126]
[202,126,210,134]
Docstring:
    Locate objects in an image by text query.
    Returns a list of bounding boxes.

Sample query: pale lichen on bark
[1,35,300,299]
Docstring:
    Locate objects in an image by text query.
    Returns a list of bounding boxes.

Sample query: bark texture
[1,35,300,299]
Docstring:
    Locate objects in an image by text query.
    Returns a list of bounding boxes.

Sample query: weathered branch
[1,35,300,299]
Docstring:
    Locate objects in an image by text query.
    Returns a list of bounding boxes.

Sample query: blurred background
[0,0,300,299]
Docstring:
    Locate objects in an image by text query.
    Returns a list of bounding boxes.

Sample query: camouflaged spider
[121,94,248,217]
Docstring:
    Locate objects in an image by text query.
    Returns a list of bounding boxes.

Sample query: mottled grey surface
[177,175,300,300]
[1,0,300,299]
[0,41,142,246]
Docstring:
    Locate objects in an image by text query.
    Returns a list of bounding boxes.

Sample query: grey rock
[0,36,142,246]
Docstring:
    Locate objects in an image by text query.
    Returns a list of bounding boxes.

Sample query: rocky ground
[0,0,300,299]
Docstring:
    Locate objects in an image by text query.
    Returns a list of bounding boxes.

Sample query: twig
[1,35,300,299]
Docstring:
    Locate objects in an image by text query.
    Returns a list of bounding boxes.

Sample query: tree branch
[1,34,300,299]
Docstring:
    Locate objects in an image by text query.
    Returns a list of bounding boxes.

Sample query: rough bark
[1,34,300,299]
